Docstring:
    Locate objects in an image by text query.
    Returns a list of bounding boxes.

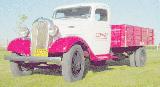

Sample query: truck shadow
[89,60,114,72]
[107,59,130,66]
[32,64,112,76]
[90,59,130,72]
[32,65,62,76]
[90,64,113,72]
[31,59,129,76]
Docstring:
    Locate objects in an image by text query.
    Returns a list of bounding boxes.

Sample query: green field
[0,48,160,87]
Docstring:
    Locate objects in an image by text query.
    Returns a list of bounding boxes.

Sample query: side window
[95,9,107,21]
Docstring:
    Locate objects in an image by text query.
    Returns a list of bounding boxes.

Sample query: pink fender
[48,36,98,61]
[7,38,30,56]
[49,36,88,53]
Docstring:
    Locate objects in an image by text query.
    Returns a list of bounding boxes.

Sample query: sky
[0,0,160,46]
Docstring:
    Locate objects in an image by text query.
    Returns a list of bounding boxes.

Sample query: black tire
[83,58,90,78]
[62,45,85,82]
[129,47,146,67]
[10,61,33,76]
[135,47,146,67]
[129,52,136,67]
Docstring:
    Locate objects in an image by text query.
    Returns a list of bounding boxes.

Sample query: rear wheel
[62,45,85,82]
[129,47,146,67]
[129,52,136,66]
[135,47,146,67]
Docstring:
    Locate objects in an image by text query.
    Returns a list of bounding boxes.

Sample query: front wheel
[10,61,33,76]
[62,45,85,82]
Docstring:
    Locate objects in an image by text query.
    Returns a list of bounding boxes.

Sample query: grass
[0,48,160,87]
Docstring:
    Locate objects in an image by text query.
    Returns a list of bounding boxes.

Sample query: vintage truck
[5,3,154,82]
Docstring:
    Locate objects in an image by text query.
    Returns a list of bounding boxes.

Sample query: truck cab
[53,3,111,55]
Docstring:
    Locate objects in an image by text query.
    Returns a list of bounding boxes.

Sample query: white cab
[53,3,111,55]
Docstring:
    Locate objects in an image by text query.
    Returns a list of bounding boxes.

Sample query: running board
[95,54,118,61]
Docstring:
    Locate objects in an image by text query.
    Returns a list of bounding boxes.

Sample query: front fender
[7,38,30,55]
[49,36,89,54]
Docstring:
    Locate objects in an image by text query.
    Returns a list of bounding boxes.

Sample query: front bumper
[4,54,62,65]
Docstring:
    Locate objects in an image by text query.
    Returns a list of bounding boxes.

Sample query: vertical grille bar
[31,21,49,56]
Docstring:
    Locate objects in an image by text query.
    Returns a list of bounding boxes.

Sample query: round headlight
[49,25,59,37]
[18,26,30,37]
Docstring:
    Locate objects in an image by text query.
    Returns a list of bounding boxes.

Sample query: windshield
[54,6,91,19]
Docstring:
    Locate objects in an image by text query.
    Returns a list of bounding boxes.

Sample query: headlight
[18,26,30,37]
[49,25,59,37]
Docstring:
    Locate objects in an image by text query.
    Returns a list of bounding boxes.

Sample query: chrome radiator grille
[31,21,49,55]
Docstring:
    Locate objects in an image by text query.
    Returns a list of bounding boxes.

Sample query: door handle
[68,26,75,28]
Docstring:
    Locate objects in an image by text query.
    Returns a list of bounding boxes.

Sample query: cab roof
[54,3,109,10]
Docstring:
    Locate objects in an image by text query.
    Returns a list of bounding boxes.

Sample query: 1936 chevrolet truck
[5,3,154,82]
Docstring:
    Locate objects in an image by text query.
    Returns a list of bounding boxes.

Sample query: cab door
[90,8,111,55]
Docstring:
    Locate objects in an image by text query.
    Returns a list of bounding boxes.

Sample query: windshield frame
[53,6,92,19]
